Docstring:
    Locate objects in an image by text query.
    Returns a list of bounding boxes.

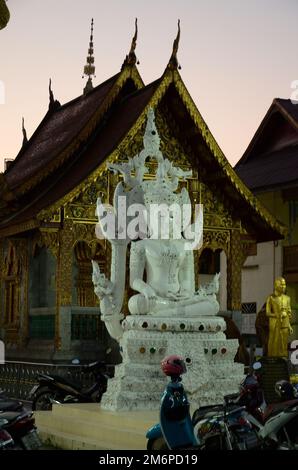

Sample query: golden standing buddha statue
[266,277,293,357]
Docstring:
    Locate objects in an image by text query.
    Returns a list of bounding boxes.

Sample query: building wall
[242,241,283,313]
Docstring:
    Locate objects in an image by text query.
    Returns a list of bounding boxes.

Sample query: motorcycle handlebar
[81,361,108,373]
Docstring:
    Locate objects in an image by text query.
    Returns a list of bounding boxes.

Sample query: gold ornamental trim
[0,219,40,238]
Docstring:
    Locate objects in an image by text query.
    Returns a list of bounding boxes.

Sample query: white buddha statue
[128,182,219,317]
[93,108,220,340]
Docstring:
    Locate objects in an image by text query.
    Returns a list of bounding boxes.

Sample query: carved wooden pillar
[56,219,73,350]
[226,230,250,311]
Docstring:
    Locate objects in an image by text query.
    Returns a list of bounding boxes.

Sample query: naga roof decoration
[122,18,139,69]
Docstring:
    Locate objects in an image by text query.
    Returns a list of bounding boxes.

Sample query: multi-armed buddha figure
[92,108,242,411]
[92,108,220,340]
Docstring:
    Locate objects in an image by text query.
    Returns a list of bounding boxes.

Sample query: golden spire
[22,117,28,146]
[83,18,96,94]
[122,18,139,69]
[167,19,181,70]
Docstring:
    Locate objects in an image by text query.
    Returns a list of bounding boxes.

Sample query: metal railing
[0,360,113,401]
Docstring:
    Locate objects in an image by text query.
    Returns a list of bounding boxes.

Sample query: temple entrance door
[3,243,20,344]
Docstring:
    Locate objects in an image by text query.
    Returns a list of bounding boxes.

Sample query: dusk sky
[1,0,297,171]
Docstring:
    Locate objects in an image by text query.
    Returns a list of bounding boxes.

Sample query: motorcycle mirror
[252,361,262,371]
[72,358,80,365]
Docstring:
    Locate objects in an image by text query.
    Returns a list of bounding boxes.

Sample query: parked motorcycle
[147,358,298,450]
[236,368,298,449]
[0,410,42,450]
[0,418,14,450]
[147,355,199,450]
[193,362,298,450]
[30,360,112,411]
[147,356,262,450]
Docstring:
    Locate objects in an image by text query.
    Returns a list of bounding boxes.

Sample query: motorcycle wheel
[147,437,168,450]
[32,387,60,411]
[202,434,226,450]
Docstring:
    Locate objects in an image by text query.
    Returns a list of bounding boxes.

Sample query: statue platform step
[35,403,158,450]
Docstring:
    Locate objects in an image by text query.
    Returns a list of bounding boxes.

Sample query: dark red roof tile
[0,79,161,228]
[5,73,120,190]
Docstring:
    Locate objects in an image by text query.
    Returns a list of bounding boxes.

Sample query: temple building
[235,98,298,339]
[0,22,285,362]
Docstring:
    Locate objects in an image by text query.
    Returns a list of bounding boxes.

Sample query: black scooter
[30,360,112,411]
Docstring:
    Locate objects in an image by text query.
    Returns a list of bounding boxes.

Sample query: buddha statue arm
[287,296,292,320]
[266,296,275,318]
[130,242,156,299]
[286,296,293,333]
[178,250,195,295]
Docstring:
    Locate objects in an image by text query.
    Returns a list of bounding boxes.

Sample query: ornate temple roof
[235,98,298,192]
[4,68,144,194]
[0,43,286,242]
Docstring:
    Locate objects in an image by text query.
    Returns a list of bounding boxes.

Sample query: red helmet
[161,355,186,377]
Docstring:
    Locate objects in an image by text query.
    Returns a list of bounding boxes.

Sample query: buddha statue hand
[167,289,190,300]
[128,283,157,315]
[142,285,157,302]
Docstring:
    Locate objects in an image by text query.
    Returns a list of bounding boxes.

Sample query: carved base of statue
[101,314,244,411]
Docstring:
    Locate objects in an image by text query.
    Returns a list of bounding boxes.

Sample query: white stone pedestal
[101,315,244,411]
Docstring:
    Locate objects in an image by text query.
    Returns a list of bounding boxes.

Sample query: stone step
[38,426,123,450]
[35,404,157,449]
[47,403,158,430]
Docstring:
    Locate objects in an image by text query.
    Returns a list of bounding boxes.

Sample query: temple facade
[0,24,285,362]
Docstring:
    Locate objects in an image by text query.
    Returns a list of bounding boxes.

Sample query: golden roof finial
[49,78,54,105]
[48,78,61,111]
[83,18,96,94]
[22,117,28,146]
[168,19,181,70]
[122,18,139,69]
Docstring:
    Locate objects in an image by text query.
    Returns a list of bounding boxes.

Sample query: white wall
[242,241,283,313]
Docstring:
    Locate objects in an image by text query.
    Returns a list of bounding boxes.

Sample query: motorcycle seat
[50,374,83,390]
[0,411,32,425]
[224,393,239,403]
[192,404,224,423]
[0,400,23,412]
[263,399,298,421]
